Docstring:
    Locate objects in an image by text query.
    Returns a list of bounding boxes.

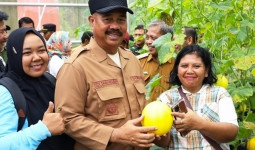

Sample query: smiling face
[145,25,162,58]
[22,33,49,77]
[134,29,145,47]
[0,21,8,51]
[89,9,127,54]
[177,53,208,93]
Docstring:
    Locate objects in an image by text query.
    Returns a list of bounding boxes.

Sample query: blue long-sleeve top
[0,85,51,150]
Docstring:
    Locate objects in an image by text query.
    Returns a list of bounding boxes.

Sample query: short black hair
[183,26,198,44]
[170,45,217,86]
[135,24,147,33]
[81,31,93,43]
[18,17,34,28]
[0,11,8,21]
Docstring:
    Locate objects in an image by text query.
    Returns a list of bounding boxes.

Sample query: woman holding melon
[158,45,238,149]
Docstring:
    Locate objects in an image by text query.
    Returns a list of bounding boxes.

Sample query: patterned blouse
[158,84,238,150]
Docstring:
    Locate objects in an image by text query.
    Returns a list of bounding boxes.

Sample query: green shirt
[0,47,7,62]
[129,45,141,55]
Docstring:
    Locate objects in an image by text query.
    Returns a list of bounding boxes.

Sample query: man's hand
[110,115,157,147]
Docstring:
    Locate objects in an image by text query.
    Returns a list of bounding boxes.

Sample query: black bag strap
[43,72,56,87]
[0,77,26,131]
[178,87,223,150]
[0,73,55,131]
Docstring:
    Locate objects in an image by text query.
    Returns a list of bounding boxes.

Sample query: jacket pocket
[134,82,146,113]
[96,86,126,122]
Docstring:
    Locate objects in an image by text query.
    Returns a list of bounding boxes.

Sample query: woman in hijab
[0,28,65,149]
[47,31,72,77]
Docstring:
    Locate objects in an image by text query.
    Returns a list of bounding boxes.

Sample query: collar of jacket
[86,38,130,63]
[147,54,174,64]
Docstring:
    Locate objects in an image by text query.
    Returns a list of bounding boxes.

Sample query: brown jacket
[55,38,147,150]
[72,45,85,54]
[139,54,175,103]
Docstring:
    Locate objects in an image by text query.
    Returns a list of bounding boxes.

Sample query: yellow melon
[141,101,173,136]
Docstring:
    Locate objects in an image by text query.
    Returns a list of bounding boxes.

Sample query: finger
[186,107,191,112]
[133,115,144,124]
[171,112,184,118]
[131,137,155,147]
[45,101,54,113]
[155,134,166,138]
[155,135,161,140]
[137,143,155,148]
[137,138,155,144]
[178,128,186,132]
[139,126,157,133]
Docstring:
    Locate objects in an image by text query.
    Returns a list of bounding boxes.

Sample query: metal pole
[0,2,88,7]
[127,0,130,33]
[37,4,46,30]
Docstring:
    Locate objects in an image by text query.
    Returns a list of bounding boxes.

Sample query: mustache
[105,29,123,36]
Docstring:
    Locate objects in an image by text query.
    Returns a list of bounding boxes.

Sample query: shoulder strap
[0,77,26,131]
[177,87,223,150]
[0,73,55,131]
[43,72,56,86]
[177,87,193,110]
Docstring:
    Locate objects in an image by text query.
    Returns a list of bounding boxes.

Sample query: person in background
[0,27,65,150]
[47,31,72,77]
[129,34,134,42]
[72,31,93,53]
[120,32,130,49]
[0,11,10,73]
[139,20,175,103]
[40,23,56,41]
[175,26,198,52]
[18,17,35,28]
[55,0,162,149]
[158,45,238,149]
[130,24,147,55]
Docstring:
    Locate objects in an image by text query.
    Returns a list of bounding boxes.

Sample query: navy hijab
[4,28,75,150]
[5,27,54,126]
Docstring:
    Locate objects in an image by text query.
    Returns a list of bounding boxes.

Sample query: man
[18,17,35,28]
[72,31,93,52]
[40,23,56,41]
[55,0,160,150]
[139,20,175,103]
[0,11,10,72]
[175,26,198,52]
[130,24,147,55]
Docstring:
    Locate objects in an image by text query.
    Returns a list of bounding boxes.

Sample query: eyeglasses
[0,28,7,34]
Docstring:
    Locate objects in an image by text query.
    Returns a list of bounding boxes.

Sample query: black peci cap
[40,23,56,32]
[88,0,133,15]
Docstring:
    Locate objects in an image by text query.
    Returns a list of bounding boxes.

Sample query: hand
[153,133,170,147]
[110,115,157,147]
[42,101,65,135]
[155,133,167,140]
[171,108,203,133]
